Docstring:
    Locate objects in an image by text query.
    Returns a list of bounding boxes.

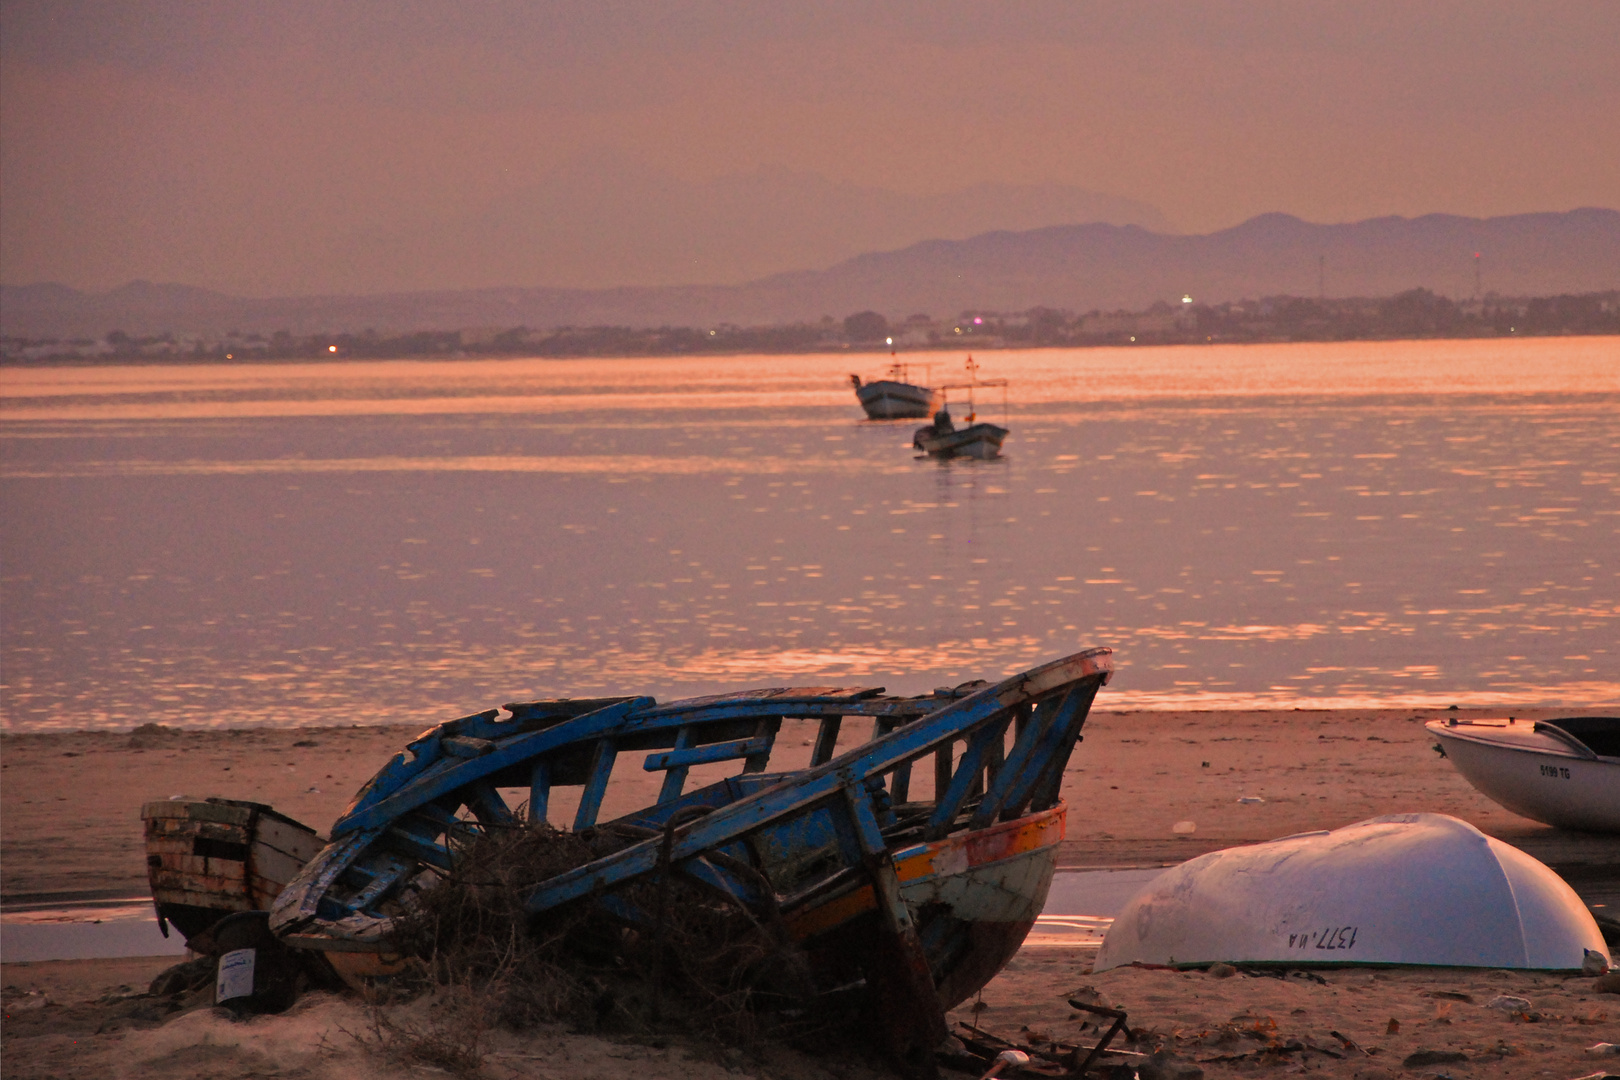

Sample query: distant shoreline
[3,293,1617,367]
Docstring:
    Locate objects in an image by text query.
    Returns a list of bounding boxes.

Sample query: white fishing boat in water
[1096,813,1610,971]
[912,356,1010,460]
[1427,715,1620,833]
[850,361,942,419]
[912,409,1009,460]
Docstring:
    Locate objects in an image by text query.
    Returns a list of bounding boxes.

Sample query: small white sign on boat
[215,947,256,1003]
[1095,813,1610,971]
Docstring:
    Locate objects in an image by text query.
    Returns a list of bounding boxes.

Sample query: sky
[2,1,1617,296]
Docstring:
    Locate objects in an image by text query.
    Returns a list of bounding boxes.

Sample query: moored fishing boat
[267,648,1114,1063]
[851,362,943,420]
[1427,715,1620,833]
[912,358,1011,459]
[912,408,1010,460]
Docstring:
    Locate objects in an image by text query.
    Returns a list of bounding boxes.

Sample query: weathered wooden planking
[144,799,326,927]
[141,800,255,826]
[248,843,310,891]
[145,817,249,841]
[150,854,247,881]
[271,649,1110,970]
[255,817,326,856]
[150,884,257,910]
[521,649,1112,916]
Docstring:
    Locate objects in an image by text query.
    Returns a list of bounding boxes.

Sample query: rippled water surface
[3,339,1617,730]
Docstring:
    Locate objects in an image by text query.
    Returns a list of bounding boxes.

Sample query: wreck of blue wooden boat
[269,648,1113,1067]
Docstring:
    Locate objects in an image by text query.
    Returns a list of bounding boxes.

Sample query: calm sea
[2,338,1616,731]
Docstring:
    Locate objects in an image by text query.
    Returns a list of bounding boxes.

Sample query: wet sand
[4,706,1618,1078]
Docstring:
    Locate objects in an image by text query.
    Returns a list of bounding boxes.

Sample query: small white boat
[1427,715,1620,833]
[1096,813,1610,971]
[851,362,942,419]
[912,356,1011,459]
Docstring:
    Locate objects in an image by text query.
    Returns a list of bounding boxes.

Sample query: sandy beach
[3,706,1614,900]
[5,707,1618,1078]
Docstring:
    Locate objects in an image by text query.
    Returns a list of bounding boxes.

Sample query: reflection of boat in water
[1097,813,1610,971]
[912,356,1010,459]
[267,649,1114,1062]
[1427,716,1620,833]
[850,362,942,419]
[912,408,1009,460]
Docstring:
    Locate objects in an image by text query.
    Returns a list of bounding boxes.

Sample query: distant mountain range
[4,209,1616,339]
[347,160,1175,292]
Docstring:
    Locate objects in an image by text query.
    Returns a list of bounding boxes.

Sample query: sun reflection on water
[3,338,1617,730]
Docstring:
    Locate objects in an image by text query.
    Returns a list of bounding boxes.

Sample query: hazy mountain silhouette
[340,156,1174,291]
[5,209,1616,338]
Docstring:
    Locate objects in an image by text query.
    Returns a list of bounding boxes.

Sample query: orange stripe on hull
[784,803,1066,940]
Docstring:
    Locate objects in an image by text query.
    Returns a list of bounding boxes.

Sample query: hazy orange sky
[2,2,1616,296]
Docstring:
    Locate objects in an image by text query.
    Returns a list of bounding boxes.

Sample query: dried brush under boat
[268,648,1113,1064]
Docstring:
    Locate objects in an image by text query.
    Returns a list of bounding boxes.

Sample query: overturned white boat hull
[1428,716,1620,833]
[1095,813,1609,971]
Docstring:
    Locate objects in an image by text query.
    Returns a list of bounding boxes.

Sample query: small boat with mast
[850,356,942,420]
[913,356,1009,460]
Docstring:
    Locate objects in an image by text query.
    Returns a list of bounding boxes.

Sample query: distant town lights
[973,316,983,325]
[885,337,893,345]
[1182,295,1193,304]
[328,345,337,352]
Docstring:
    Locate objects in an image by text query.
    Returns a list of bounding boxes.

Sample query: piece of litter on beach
[977,1050,1029,1079]
[305,786,321,793]
[1237,796,1265,804]
[1587,1042,1620,1055]
[1172,820,1197,835]
[1487,995,1532,1012]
